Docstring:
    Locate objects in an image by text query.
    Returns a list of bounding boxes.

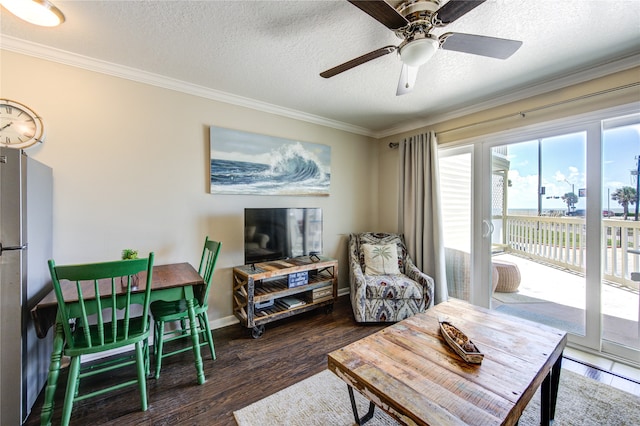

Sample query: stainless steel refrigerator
[1,147,53,425]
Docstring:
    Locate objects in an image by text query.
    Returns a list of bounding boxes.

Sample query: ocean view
[507,208,624,217]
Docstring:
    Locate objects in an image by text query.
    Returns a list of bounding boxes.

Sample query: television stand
[232,256,338,338]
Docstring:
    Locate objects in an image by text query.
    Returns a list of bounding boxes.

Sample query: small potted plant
[121,249,139,288]
[121,249,138,260]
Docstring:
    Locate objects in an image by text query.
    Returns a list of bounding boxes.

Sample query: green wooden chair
[151,237,221,380]
[47,253,155,426]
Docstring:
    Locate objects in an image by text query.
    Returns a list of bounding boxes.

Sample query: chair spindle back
[48,254,155,350]
[197,237,222,308]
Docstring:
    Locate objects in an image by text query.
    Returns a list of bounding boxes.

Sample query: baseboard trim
[210,315,239,330]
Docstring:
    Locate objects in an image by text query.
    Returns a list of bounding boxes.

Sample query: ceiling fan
[320,0,523,96]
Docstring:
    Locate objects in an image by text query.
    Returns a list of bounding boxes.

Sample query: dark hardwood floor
[25,296,385,426]
[25,296,640,425]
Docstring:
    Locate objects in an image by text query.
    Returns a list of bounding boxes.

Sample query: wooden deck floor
[24,296,639,426]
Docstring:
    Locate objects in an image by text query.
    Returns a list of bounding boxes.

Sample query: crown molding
[374,52,640,139]
[0,36,376,138]
[3,35,637,141]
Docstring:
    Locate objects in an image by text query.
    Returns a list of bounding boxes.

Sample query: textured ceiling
[1,0,639,136]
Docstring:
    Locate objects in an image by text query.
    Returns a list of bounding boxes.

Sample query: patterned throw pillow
[362,243,400,275]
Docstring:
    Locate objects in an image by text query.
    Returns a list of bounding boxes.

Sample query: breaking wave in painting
[211,142,330,195]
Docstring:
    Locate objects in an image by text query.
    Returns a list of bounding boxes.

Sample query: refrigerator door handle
[0,242,27,256]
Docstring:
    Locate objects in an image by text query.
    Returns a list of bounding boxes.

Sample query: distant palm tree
[561,192,579,215]
[611,186,637,220]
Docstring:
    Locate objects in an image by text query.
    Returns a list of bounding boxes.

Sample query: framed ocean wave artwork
[210,126,331,196]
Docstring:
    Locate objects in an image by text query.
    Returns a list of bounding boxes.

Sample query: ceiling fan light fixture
[399,36,439,67]
[1,0,65,27]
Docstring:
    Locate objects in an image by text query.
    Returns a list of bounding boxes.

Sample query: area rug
[233,369,640,426]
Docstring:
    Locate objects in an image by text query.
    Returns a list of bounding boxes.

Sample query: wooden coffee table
[328,298,567,425]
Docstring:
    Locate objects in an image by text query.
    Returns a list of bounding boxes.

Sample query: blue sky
[504,124,640,212]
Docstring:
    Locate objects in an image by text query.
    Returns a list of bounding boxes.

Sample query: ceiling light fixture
[399,36,439,67]
[1,0,65,27]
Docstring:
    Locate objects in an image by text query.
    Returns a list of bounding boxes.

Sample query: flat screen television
[244,207,323,264]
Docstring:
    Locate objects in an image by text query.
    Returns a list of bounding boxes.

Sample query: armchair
[349,232,434,322]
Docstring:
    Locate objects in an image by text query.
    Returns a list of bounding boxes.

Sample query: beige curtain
[398,131,448,304]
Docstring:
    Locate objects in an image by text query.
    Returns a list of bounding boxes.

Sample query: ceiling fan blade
[440,33,523,59]
[434,0,486,25]
[348,0,409,30]
[396,64,418,96]
[320,45,397,78]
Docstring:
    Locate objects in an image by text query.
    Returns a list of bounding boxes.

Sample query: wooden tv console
[232,256,338,338]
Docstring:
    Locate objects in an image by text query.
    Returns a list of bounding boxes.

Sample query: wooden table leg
[347,385,375,425]
[186,299,205,385]
[40,322,64,426]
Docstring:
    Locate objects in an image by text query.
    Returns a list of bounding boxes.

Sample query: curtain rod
[389,81,639,148]
[438,82,639,135]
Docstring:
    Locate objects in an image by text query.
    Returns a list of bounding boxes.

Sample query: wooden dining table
[31,262,205,426]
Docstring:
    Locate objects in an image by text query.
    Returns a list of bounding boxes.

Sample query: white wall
[1,51,378,324]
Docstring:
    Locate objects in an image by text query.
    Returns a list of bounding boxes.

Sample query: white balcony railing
[499,215,640,290]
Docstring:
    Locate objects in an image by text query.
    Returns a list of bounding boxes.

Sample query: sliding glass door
[601,113,640,360]
[440,147,474,302]
[489,133,588,339]
[440,104,640,365]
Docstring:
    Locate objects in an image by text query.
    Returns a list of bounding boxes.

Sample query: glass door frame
[601,112,640,362]
[450,102,639,362]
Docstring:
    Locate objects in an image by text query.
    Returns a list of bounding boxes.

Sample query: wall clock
[0,99,46,149]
